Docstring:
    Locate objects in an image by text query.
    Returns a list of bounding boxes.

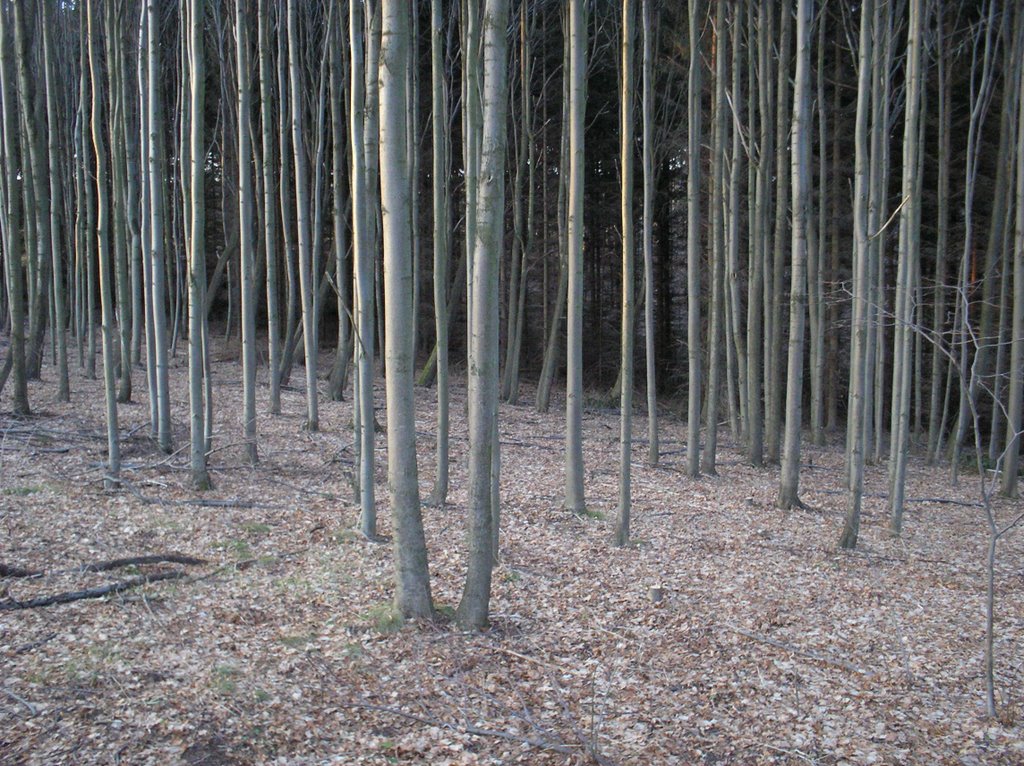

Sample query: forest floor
[2,349,1024,765]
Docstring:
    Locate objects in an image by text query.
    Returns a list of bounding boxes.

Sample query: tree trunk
[458,0,511,630]
[838,0,874,550]
[685,0,703,478]
[565,0,587,514]
[380,0,434,621]
[777,0,811,511]
[615,0,636,547]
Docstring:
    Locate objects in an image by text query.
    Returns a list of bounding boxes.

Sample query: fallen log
[1,571,188,611]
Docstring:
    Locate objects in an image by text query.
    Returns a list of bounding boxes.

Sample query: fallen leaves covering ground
[2,352,1023,765]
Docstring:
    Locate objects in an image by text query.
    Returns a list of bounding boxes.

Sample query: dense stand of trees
[1,1,1023,636]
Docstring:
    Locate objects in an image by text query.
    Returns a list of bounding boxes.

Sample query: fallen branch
[1,571,188,611]
[0,563,41,578]
[724,624,874,678]
[1,687,38,716]
[120,480,260,509]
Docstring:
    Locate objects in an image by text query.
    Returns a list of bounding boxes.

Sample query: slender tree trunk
[685,0,704,478]
[0,3,29,415]
[428,0,451,506]
[186,0,211,490]
[40,0,69,401]
[838,0,874,550]
[350,0,377,536]
[458,0,511,630]
[641,0,658,465]
[287,0,319,431]
[1003,8,1024,499]
[380,0,434,621]
[87,0,120,488]
[777,0,811,511]
[615,0,636,546]
[237,0,258,464]
[564,0,587,513]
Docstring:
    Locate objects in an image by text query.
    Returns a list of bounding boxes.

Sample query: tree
[838,0,874,550]
[0,0,29,416]
[458,0,511,630]
[777,0,811,511]
[685,0,703,479]
[287,0,319,432]
[186,0,211,491]
[350,0,377,537]
[615,0,636,547]
[237,0,258,464]
[87,0,121,489]
[564,0,586,514]
[641,0,658,466]
[1003,6,1024,499]
[379,0,433,620]
[428,0,452,507]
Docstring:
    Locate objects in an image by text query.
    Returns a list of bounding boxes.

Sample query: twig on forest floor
[764,743,819,764]
[119,479,263,508]
[724,624,875,678]
[333,695,582,756]
[15,632,57,654]
[1,687,38,716]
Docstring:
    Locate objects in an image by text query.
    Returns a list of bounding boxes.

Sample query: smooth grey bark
[186,0,211,490]
[287,0,319,432]
[642,0,658,465]
[350,0,376,536]
[428,0,451,507]
[1003,7,1024,499]
[564,0,586,513]
[40,0,69,402]
[146,0,172,453]
[237,0,258,464]
[838,0,874,550]
[258,0,282,415]
[87,0,120,488]
[0,2,28,415]
[615,0,636,547]
[746,3,770,467]
[727,0,747,445]
[777,0,811,511]
[458,0,511,630]
[765,0,791,465]
[380,0,434,621]
[702,0,726,476]
[685,0,703,478]
[808,6,826,446]
[328,9,352,402]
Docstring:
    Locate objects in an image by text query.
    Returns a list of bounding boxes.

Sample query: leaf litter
[1,355,1023,764]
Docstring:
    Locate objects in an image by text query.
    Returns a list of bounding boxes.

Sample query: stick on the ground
[1,687,38,716]
[0,563,41,578]
[339,699,580,757]
[725,624,874,677]
[0,571,188,611]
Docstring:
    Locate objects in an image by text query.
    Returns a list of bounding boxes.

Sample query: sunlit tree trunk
[458,0,511,630]
[350,0,377,536]
[186,0,211,490]
[428,0,451,506]
[380,0,433,621]
[237,0,258,463]
[87,0,120,488]
[564,0,586,513]
[287,0,319,431]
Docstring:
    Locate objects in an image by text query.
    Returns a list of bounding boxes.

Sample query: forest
[2,0,1024,762]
